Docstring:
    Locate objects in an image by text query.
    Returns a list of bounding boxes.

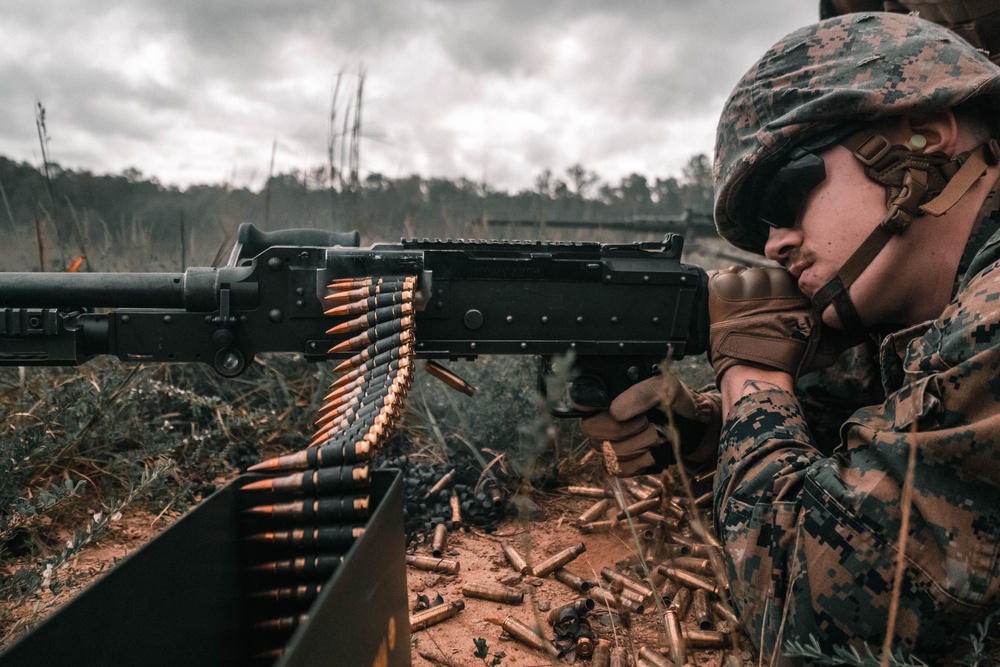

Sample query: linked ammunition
[241,464,370,494]
[405,554,460,575]
[579,519,617,534]
[316,384,400,426]
[310,406,400,448]
[461,582,524,605]
[638,646,672,667]
[712,601,740,629]
[247,554,344,578]
[424,469,457,499]
[248,584,323,606]
[692,589,711,630]
[327,316,415,354]
[657,565,719,596]
[566,486,610,499]
[531,542,586,578]
[329,347,410,390]
[424,360,477,396]
[588,586,644,615]
[579,498,612,523]
[592,642,611,667]
[667,586,692,618]
[616,497,661,520]
[600,567,654,598]
[500,541,529,575]
[609,646,627,667]
[664,610,687,666]
[410,599,464,632]
[323,278,414,304]
[244,497,370,523]
[326,302,413,335]
[332,331,416,373]
[431,523,448,558]
[546,598,594,624]
[251,613,309,633]
[553,568,592,592]
[681,629,729,649]
[323,358,404,401]
[246,441,372,474]
[485,615,560,658]
[246,526,365,551]
[326,291,414,319]
[449,491,463,529]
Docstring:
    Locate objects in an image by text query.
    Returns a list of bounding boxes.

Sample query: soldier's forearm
[719,366,794,415]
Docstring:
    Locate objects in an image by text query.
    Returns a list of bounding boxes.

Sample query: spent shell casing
[247,555,344,578]
[566,485,611,499]
[251,613,309,633]
[546,598,594,624]
[531,541,586,578]
[668,533,714,558]
[406,554,460,575]
[665,557,713,576]
[657,566,719,596]
[638,512,682,531]
[601,567,654,598]
[681,629,729,650]
[424,468,457,499]
[579,498,612,523]
[592,642,611,667]
[578,519,617,534]
[667,586,692,618]
[462,582,524,605]
[638,646,672,667]
[553,568,593,592]
[712,601,740,629]
[248,584,323,605]
[692,589,712,631]
[449,491,463,529]
[609,646,627,667]
[244,496,370,523]
[615,585,648,609]
[616,497,662,521]
[324,290,413,317]
[576,635,595,659]
[658,579,681,605]
[410,600,464,632]
[242,463,370,493]
[486,615,560,658]
[246,441,372,473]
[588,586,644,615]
[431,523,448,558]
[665,610,687,666]
[247,526,365,551]
[501,540,530,575]
[423,360,477,396]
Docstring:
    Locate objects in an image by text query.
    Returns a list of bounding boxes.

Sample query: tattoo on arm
[741,380,785,396]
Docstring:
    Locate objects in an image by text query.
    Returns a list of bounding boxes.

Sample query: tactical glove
[579,373,721,477]
[709,266,844,382]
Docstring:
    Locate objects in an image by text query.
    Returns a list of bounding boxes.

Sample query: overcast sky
[1,1,818,193]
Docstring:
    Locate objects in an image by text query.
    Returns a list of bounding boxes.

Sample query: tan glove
[709,266,830,382]
[580,373,721,477]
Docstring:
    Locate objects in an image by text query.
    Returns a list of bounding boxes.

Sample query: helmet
[713,12,1000,254]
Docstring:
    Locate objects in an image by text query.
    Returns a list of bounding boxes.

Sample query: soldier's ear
[901,110,960,156]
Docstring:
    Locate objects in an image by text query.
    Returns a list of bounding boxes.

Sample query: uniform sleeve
[713,263,1000,660]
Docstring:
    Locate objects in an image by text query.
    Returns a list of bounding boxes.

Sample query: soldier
[584,11,1000,663]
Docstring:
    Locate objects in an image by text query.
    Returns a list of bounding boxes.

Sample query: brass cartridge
[578,497,612,523]
[461,582,524,605]
[663,557,713,576]
[246,526,365,551]
[449,491,463,529]
[712,601,740,630]
[591,642,611,667]
[247,554,344,578]
[615,497,661,520]
[424,468,456,498]
[609,646,627,667]
[692,589,712,630]
[531,542,586,578]
[667,586,692,618]
[546,598,595,624]
[553,568,592,592]
[431,523,448,558]
[405,554,460,575]
[579,519,617,534]
[566,485,611,499]
[657,565,719,596]
[600,567,654,598]
[664,610,687,666]
[486,615,560,658]
[576,635,595,659]
[681,629,729,650]
[638,646,673,667]
[588,586,644,615]
[244,496,370,523]
[251,613,309,633]
[410,600,465,632]
[500,541,529,575]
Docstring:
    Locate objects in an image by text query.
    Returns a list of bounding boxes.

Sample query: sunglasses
[757,151,827,229]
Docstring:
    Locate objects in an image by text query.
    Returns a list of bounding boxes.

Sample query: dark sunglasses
[757,152,827,229]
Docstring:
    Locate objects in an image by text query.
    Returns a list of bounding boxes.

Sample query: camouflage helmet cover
[714,12,1000,253]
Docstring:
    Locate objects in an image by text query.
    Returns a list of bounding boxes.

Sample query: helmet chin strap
[811,131,1000,330]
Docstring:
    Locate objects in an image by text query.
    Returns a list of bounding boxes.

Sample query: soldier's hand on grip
[708,266,839,382]
[579,373,721,477]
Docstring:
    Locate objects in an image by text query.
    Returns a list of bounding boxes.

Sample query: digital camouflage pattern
[714,185,1000,660]
[713,12,1000,254]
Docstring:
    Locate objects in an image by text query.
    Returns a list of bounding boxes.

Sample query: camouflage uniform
[711,14,1000,660]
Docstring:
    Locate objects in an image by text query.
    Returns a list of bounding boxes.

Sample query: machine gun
[0,223,708,414]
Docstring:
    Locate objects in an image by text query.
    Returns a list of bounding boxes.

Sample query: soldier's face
[763,144,891,328]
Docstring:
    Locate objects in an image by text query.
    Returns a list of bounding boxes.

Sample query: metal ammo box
[0,469,410,667]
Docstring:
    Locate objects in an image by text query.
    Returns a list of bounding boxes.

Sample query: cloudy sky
[1,1,817,193]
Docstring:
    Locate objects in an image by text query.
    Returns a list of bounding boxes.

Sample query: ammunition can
[592,643,611,667]
[638,646,673,667]
[500,541,529,575]
[553,568,592,592]
[461,582,523,605]
[410,600,465,632]
[681,629,729,650]
[667,586,692,618]
[566,485,610,499]
[578,498,612,523]
[493,615,560,658]
[657,566,718,596]
[431,523,448,558]
[546,598,594,625]
[530,542,586,578]
[664,610,687,666]
[692,589,712,630]
[405,554,460,575]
